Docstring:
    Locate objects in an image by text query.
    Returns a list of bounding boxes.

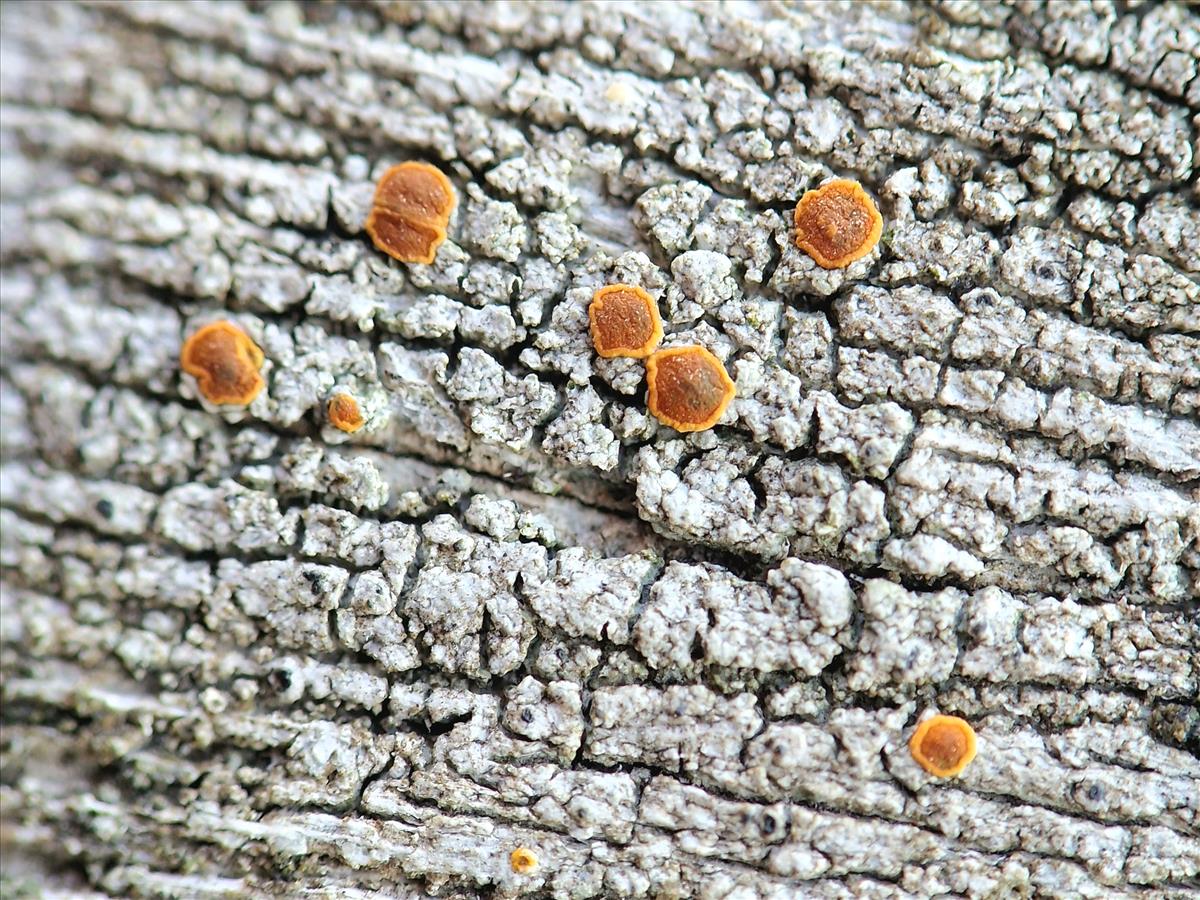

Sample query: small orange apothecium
[909,714,977,778]
[180,321,265,406]
[327,392,365,433]
[510,847,538,874]
[793,178,883,268]
[589,284,663,359]
[365,161,456,264]
[646,345,735,433]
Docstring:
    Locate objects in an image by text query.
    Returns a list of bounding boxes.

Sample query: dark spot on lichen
[302,570,323,594]
[267,669,291,693]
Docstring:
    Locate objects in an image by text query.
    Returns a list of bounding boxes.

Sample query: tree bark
[1,1,1198,897]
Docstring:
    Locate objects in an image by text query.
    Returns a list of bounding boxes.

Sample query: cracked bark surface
[1,1,1198,897]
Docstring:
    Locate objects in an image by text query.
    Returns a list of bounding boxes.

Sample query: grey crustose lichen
[1,1,1198,898]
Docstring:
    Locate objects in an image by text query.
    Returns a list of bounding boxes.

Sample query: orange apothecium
[646,345,736,433]
[909,714,977,778]
[793,178,883,268]
[180,321,265,406]
[365,161,456,264]
[327,392,365,433]
[588,284,664,359]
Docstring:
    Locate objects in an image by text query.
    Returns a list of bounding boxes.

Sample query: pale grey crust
[1,1,1198,898]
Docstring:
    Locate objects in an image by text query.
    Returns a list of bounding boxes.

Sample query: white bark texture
[1,1,1199,897]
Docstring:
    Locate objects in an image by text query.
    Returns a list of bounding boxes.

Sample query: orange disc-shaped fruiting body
[646,345,736,433]
[510,847,538,874]
[589,284,664,359]
[364,161,456,264]
[328,392,365,433]
[793,178,883,268]
[180,321,265,406]
[910,714,977,778]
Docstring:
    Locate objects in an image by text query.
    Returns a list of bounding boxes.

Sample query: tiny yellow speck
[604,81,635,105]
[510,847,538,874]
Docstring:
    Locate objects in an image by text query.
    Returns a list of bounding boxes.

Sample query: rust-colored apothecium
[180,320,265,406]
[909,714,977,778]
[365,161,456,264]
[588,284,664,359]
[646,345,736,433]
[327,392,365,433]
[793,178,883,268]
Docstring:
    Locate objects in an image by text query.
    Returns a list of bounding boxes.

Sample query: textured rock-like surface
[2,2,1198,897]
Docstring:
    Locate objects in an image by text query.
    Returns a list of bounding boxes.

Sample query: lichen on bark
[1,2,1198,898]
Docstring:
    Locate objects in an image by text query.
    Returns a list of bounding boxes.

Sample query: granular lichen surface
[1,2,1198,898]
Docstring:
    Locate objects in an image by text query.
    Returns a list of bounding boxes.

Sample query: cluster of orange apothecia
[180,321,368,435]
[183,164,884,437]
[588,284,736,433]
[179,165,958,873]
[585,178,881,430]
[181,164,460,412]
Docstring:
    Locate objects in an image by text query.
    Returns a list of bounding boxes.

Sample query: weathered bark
[1,1,1198,897]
